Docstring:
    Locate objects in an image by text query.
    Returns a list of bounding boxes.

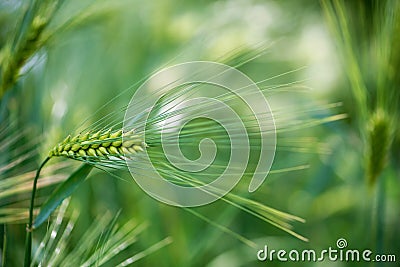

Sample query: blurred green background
[0,0,399,266]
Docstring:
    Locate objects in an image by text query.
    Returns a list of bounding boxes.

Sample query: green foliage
[33,163,92,229]
[322,0,400,184]
[31,199,172,266]
[0,0,399,266]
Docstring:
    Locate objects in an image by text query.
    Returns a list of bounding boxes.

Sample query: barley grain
[48,129,146,160]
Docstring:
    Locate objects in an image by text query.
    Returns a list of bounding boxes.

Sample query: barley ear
[366,109,392,187]
[49,129,146,162]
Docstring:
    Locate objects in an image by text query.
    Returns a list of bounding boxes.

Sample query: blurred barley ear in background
[322,0,400,262]
[323,0,399,186]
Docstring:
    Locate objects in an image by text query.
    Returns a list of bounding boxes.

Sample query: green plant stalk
[321,0,368,122]
[24,156,50,267]
[2,225,6,267]
[375,175,385,267]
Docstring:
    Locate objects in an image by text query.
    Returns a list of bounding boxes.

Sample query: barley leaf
[33,163,93,229]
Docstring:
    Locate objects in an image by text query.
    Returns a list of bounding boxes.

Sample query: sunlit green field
[0,0,399,266]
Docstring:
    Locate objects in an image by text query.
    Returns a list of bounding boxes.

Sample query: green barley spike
[366,109,392,186]
[48,129,146,160]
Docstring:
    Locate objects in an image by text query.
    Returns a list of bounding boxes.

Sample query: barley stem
[1,225,6,267]
[375,176,385,267]
[24,156,50,267]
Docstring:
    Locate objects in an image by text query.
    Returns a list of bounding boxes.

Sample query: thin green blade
[33,164,93,229]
